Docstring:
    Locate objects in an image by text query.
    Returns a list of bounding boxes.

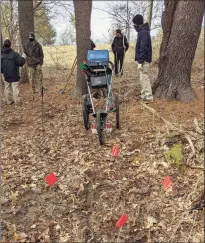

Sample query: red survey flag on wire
[46,173,58,186]
[162,176,173,190]
[112,146,119,157]
[116,214,128,228]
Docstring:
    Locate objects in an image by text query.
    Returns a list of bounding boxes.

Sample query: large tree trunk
[1,32,3,50]
[18,0,35,83]
[74,0,92,96]
[153,0,204,103]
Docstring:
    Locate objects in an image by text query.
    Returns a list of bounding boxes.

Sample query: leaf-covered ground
[1,62,204,242]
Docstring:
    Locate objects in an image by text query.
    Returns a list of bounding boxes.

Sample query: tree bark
[1,32,3,50]
[74,0,92,96]
[18,0,35,83]
[18,0,35,48]
[153,0,204,103]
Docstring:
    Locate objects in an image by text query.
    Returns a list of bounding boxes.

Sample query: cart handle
[109,61,114,70]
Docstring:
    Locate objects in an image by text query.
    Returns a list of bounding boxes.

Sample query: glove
[138,63,143,70]
[22,53,27,59]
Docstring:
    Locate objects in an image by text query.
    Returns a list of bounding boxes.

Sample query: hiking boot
[7,101,14,105]
[141,98,153,104]
[14,99,22,105]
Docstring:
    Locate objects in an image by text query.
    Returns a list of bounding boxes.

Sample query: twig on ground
[140,102,180,131]
[187,165,204,170]
[186,173,203,203]
[186,211,197,243]
[185,134,196,159]
[168,216,184,242]
[193,117,203,134]
[140,102,197,161]
[116,228,122,243]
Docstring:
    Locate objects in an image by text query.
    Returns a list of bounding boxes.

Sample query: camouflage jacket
[24,40,44,67]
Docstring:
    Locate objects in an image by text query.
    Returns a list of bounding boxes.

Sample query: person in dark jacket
[24,32,44,95]
[91,39,96,50]
[111,29,129,76]
[1,39,26,105]
[133,14,153,102]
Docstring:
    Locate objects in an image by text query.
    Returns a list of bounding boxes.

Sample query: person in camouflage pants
[24,32,44,95]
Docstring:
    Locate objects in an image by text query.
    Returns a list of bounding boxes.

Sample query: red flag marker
[46,173,58,186]
[116,214,128,228]
[162,176,173,190]
[112,146,119,157]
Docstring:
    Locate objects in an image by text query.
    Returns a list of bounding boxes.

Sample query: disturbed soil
[1,62,204,242]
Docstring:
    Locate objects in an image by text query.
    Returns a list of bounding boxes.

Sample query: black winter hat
[116,29,121,34]
[133,14,143,25]
[29,32,35,39]
[3,39,11,48]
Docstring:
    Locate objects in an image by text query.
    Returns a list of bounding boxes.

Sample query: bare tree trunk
[18,0,35,83]
[147,0,153,29]
[74,0,92,96]
[9,0,18,49]
[153,0,204,103]
[1,33,2,50]
[9,0,14,43]
[126,0,130,42]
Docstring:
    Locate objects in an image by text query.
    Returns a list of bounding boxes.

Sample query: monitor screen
[87,50,109,61]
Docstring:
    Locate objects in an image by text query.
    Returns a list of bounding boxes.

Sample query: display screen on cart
[87,50,109,63]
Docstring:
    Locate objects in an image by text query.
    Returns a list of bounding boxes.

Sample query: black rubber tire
[114,93,120,129]
[96,112,105,145]
[82,95,91,130]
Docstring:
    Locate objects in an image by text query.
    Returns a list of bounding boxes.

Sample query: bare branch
[33,0,43,12]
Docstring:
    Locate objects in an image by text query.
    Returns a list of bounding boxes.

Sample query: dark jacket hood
[116,34,124,39]
[135,22,152,64]
[2,47,12,54]
[140,22,150,31]
[135,22,150,32]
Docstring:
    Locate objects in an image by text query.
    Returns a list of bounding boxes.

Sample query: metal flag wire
[41,85,45,132]
[118,36,126,95]
[116,52,119,76]
[117,51,126,96]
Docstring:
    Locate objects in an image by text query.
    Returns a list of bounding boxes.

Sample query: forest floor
[1,56,204,242]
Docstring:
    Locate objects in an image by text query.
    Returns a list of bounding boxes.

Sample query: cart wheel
[114,93,120,129]
[96,112,105,145]
[82,95,91,130]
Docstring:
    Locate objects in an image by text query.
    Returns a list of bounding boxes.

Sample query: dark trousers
[114,52,124,75]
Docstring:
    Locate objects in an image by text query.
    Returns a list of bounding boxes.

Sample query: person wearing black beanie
[132,14,153,102]
[24,32,44,96]
[111,29,129,76]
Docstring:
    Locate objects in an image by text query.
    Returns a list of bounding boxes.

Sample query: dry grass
[43,44,136,70]
[43,28,204,75]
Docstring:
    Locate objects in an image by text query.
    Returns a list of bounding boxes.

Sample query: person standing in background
[133,14,153,103]
[91,39,96,50]
[1,39,26,105]
[111,29,129,76]
[24,32,44,96]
